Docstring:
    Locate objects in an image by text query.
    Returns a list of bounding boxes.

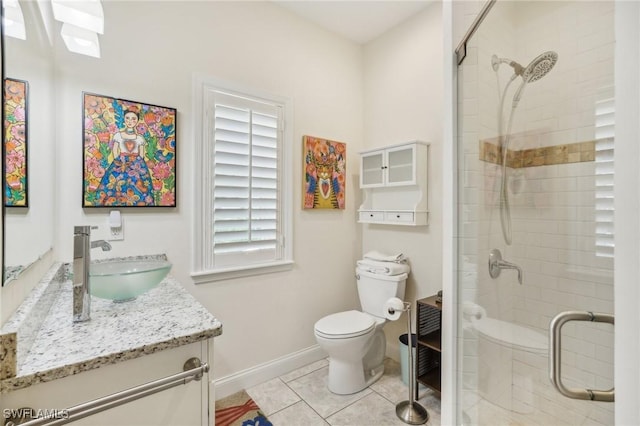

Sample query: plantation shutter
[594,97,614,258]
[210,91,282,268]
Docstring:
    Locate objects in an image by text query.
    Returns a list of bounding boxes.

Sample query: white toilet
[314,267,407,395]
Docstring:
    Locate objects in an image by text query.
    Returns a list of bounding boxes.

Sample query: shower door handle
[549,310,614,402]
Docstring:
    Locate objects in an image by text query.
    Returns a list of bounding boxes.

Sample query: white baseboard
[213,345,326,400]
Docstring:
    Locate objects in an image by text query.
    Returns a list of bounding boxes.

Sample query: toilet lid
[314,310,375,339]
[473,317,548,354]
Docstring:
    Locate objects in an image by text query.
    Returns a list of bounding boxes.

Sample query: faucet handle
[488,249,503,279]
[74,225,91,235]
[488,248,523,284]
[74,225,99,235]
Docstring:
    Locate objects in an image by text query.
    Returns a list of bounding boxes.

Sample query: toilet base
[324,327,386,395]
[328,359,384,395]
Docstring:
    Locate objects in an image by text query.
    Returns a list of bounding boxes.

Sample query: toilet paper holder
[385,298,429,425]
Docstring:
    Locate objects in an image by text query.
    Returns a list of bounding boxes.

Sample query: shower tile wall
[457,2,614,425]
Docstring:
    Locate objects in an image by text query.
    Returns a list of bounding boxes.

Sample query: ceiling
[272,1,434,44]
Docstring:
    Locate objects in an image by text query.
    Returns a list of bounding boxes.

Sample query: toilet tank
[356,268,407,319]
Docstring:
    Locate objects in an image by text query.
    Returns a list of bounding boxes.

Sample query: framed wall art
[303,135,346,210]
[82,93,177,207]
[4,78,28,207]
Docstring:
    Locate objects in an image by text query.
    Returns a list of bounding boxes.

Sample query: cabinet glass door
[361,151,384,187]
[387,145,415,185]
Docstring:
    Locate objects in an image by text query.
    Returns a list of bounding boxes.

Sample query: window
[192,76,293,282]
[594,97,614,258]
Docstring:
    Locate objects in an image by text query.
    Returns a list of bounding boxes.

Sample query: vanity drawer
[359,211,384,222]
[384,211,415,224]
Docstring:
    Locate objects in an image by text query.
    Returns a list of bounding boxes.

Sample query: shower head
[512,51,558,107]
[521,51,558,83]
[492,51,558,81]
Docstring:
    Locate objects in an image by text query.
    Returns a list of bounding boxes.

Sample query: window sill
[191,260,294,284]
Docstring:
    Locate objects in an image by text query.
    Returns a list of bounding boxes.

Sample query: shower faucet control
[488,248,523,285]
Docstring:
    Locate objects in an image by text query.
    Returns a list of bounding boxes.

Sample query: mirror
[3,0,55,285]
[1,0,4,287]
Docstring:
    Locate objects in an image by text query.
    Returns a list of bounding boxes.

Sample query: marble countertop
[1,261,222,393]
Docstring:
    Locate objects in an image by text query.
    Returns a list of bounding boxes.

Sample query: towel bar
[5,357,208,426]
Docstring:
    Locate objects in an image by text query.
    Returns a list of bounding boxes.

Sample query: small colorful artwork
[83,93,177,207]
[4,78,28,207]
[303,135,346,209]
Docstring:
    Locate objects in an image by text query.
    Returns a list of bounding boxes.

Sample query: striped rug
[215,390,271,426]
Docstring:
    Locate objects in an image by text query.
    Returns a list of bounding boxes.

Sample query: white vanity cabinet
[358,141,428,226]
[1,340,214,426]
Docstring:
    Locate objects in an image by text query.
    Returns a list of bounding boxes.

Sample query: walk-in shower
[455,1,615,425]
[492,51,558,245]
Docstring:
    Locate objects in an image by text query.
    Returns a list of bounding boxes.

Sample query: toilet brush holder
[389,301,429,425]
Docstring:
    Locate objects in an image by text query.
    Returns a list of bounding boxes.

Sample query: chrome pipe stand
[391,302,429,425]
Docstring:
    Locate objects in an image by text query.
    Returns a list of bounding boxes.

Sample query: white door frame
[613,1,640,424]
[441,1,457,425]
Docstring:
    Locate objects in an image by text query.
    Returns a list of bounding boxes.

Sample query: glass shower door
[455,1,615,425]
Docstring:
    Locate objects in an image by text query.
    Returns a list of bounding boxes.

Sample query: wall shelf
[358,141,429,226]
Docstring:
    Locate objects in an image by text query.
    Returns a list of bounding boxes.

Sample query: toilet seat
[314,310,375,339]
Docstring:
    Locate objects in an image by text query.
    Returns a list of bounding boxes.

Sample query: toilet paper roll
[384,297,405,321]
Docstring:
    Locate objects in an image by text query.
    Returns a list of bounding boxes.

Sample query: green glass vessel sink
[90,259,172,302]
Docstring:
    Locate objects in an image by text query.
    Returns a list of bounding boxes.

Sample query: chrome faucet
[91,240,112,251]
[488,248,523,284]
[73,226,112,322]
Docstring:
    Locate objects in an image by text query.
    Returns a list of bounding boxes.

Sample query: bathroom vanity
[0,258,222,425]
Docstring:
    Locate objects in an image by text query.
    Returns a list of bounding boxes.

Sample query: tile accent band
[479,140,596,168]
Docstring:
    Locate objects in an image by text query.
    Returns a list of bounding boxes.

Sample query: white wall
[53,1,364,380]
[362,3,443,358]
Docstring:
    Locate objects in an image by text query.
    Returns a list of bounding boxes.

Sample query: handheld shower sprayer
[492,50,558,245]
[493,52,558,107]
[512,51,558,107]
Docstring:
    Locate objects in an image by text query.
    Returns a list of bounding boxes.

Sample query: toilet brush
[388,301,429,425]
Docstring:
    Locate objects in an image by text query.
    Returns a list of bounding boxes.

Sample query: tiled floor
[246,358,441,426]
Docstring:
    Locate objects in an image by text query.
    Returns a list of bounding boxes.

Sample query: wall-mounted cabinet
[360,143,418,187]
[358,141,428,226]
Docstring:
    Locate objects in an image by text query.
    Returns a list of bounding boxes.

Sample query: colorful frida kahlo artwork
[83,93,177,207]
[303,135,346,209]
[4,78,28,207]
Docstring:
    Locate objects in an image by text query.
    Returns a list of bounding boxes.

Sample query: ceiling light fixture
[3,0,27,40]
[61,22,100,58]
